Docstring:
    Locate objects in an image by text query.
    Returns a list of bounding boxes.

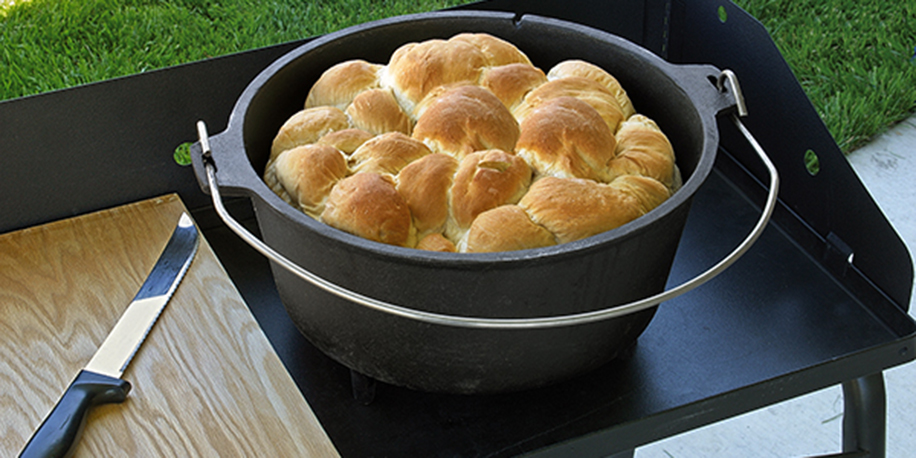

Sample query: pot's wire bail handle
[196,122,215,169]
[717,69,748,117]
[195,70,778,330]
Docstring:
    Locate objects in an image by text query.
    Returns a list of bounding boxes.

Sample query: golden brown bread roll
[316,128,374,154]
[547,59,636,118]
[270,106,350,163]
[520,175,670,244]
[383,38,488,112]
[416,233,458,252]
[272,144,349,217]
[449,33,533,67]
[412,85,519,160]
[349,132,431,176]
[516,96,617,181]
[449,149,532,232]
[608,115,680,190]
[305,60,382,110]
[466,205,556,253]
[513,77,626,133]
[396,153,459,237]
[611,174,673,213]
[346,88,412,136]
[320,173,413,247]
[479,63,548,111]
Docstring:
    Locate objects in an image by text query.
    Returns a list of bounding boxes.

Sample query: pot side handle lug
[670,64,742,118]
[191,121,260,199]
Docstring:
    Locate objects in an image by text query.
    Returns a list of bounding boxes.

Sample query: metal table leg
[841,373,886,457]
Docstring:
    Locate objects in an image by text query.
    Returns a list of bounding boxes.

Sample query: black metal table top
[201,152,914,457]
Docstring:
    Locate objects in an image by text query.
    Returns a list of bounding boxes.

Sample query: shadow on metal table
[1,1,912,457]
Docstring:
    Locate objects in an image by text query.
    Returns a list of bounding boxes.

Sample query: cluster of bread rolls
[264,33,680,253]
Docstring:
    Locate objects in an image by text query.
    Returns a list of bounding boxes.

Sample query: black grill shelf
[1,1,912,456]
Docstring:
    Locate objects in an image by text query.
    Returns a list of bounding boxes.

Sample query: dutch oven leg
[351,369,378,405]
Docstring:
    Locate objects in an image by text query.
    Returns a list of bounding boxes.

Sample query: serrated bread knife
[19,213,199,458]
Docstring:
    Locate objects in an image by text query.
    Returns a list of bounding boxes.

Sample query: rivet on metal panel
[825,232,855,277]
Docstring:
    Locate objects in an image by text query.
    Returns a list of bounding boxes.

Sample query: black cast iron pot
[191,11,740,394]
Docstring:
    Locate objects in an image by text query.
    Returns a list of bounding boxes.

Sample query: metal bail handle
[196,70,779,330]
[717,69,748,117]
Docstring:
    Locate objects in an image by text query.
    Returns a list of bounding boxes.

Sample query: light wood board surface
[1,194,340,457]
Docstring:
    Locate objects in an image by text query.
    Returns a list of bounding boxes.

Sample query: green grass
[732,0,916,152]
[2,0,914,152]
[0,0,472,98]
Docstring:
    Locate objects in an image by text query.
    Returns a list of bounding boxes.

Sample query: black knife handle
[20,370,131,458]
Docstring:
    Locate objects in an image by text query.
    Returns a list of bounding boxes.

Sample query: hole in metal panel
[717,5,728,23]
[174,142,192,166]
[804,149,820,176]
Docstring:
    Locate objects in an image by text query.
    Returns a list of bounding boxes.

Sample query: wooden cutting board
[0,194,340,457]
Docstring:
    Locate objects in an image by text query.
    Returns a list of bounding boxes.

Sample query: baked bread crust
[273,144,349,217]
[412,85,519,160]
[265,33,679,253]
[450,33,532,67]
[466,205,556,253]
[547,59,636,118]
[416,233,458,252]
[346,88,412,136]
[320,173,413,247]
[608,115,680,190]
[384,38,487,113]
[514,77,626,134]
[449,149,532,232]
[350,132,431,175]
[396,153,459,237]
[516,96,617,181]
[480,63,548,111]
[305,59,382,110]
[520,175,670,244]
[270,106,350,164]
[316,128,374,154]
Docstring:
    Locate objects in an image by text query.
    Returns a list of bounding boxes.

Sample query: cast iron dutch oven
[191,11,753,394]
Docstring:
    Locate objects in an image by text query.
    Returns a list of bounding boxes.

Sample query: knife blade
[19,212,199,458]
